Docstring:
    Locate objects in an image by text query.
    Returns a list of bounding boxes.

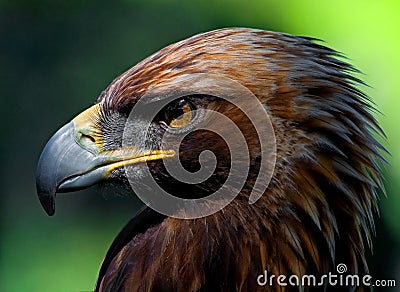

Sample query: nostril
[81,134,96,143]
[74,129,101,153]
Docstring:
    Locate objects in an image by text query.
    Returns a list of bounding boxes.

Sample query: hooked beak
[35,104,174,216]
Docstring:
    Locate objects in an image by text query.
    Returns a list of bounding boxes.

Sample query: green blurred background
[1,0,399,291]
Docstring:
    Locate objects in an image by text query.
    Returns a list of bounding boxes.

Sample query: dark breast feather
[96,206,166,291]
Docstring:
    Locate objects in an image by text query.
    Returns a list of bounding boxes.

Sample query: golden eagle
[36,28,385,291]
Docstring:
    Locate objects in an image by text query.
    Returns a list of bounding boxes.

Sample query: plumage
[36,28,386,291]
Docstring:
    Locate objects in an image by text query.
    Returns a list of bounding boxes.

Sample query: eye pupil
[162,99,194,128]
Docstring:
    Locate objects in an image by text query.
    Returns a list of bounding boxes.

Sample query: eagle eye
[162,99,195,128]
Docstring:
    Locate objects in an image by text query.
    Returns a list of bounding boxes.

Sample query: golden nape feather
[36,28,386,291]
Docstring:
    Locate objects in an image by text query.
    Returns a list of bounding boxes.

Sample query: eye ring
[162,98,196,129]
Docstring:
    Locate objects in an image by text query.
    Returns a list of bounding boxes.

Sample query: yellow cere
[72,104,103,153]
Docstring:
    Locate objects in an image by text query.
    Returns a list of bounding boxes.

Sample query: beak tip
[37,191,56,216]
[37,184,56,216]
[35,122,76,217]
[36,170,57,216]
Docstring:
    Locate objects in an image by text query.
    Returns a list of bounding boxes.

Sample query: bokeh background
[1,0,399,291]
